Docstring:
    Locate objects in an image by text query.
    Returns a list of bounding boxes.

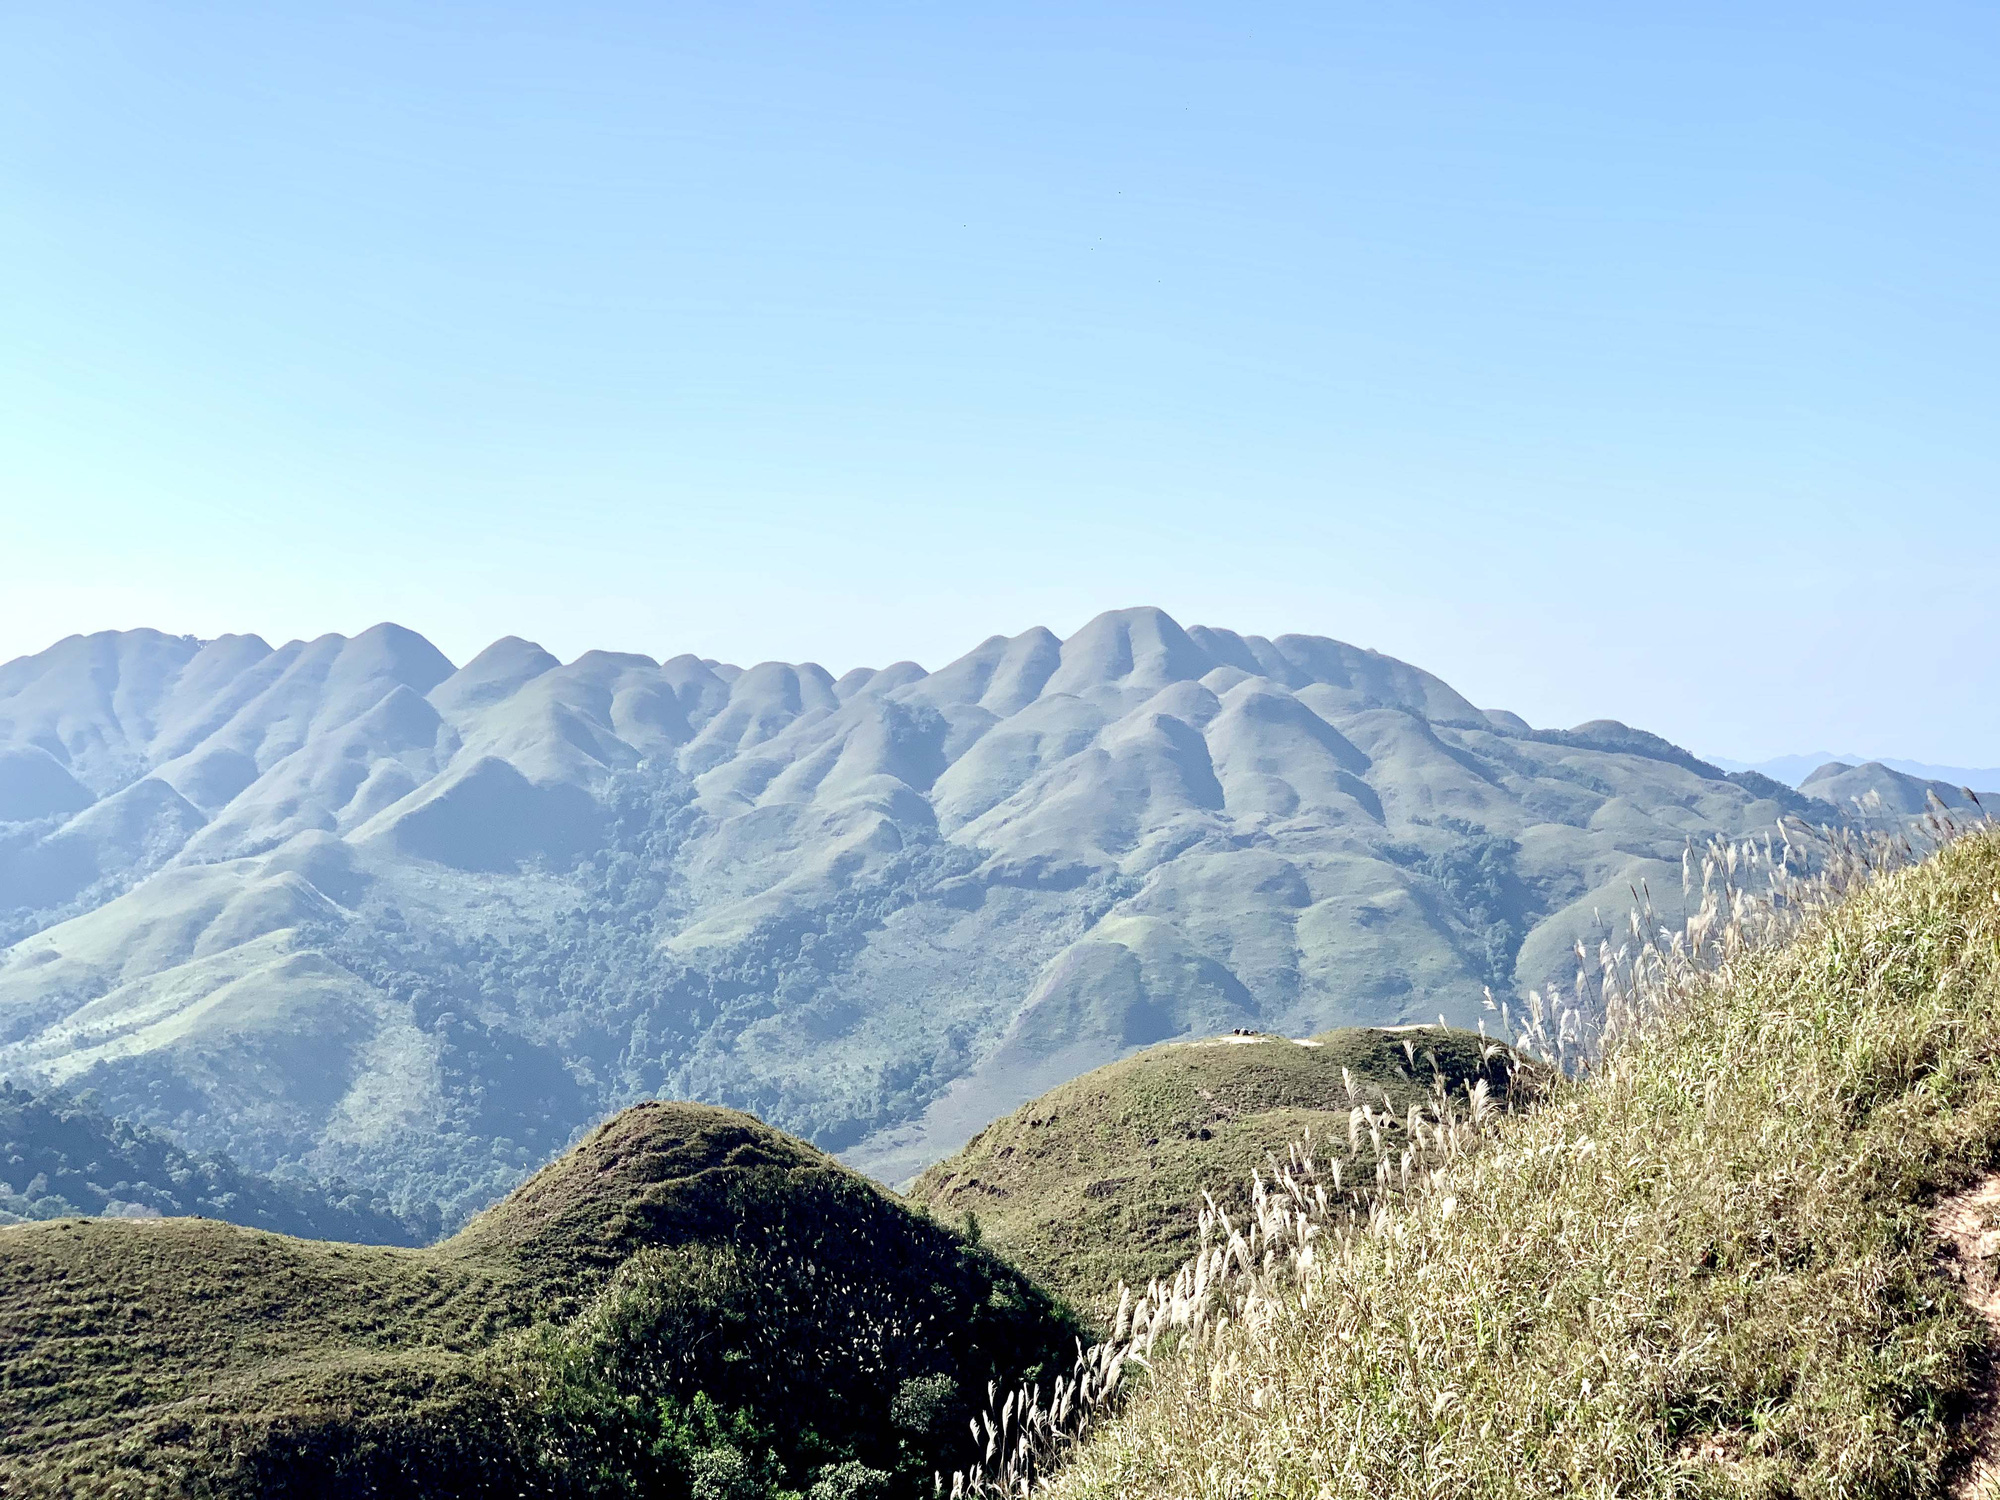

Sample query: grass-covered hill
[0,1101,1081,1500]
[908,1025,1529,1309]
[0,1079,424,1242]
[1041,828,2000,1499]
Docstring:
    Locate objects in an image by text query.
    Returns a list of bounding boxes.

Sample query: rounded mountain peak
[1044,606,1213,701]
[445,1101,853,1285]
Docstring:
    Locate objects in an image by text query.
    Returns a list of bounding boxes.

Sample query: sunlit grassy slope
[908,1025,1530,1310]
[0,1102,1080,1499]
[1045,828,2000,1499]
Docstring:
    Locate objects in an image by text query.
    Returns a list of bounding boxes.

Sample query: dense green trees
[0,1078,423,1241]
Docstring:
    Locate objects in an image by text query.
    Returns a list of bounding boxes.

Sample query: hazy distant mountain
[1711,752,2000,794]
[1795,760,1987,824]
[0,609,1840,1217]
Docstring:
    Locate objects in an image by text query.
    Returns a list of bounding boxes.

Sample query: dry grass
[959,815,2000,1499]
[907,1025,1534,1312]
[0,1102,1080,1497]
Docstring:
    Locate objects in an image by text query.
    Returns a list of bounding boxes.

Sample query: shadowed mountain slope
[0,1101,1079,1499]
[0,1079,422,1242]
[0,609,1844,1219]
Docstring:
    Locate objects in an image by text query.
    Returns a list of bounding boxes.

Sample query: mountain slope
[0,608,1835,1218]
[1798,758,1987,823]
[0,1079,422,1242]
[1043,827,2000,1500]
[0,1101,1079,1499]
[908,1024,1532,1308]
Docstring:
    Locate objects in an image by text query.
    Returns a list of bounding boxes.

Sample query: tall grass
[953,808,2000,1498]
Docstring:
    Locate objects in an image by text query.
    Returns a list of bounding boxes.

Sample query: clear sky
[2,2,1994,764]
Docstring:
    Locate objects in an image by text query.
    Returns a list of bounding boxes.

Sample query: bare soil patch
[1933,1174,2000,1500]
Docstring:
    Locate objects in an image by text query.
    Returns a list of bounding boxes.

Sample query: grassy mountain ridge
[1039,826,2000,1498]
[1,1101,1081,1499]
[908,1025,1532,1309]
[17,830,2000,1496]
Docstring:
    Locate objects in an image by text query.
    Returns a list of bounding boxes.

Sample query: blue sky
[1,2,1994,763]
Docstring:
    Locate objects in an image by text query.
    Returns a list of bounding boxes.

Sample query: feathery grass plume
[940,1025,1529,1496]
[1034,806,2000,1499]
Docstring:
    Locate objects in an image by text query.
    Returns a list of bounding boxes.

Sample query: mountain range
[1711,752,2000,794]
[0,607,1966,1223]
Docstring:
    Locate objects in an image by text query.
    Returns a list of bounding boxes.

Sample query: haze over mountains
[0,607,1962,1221]
[1711,753,2000,795]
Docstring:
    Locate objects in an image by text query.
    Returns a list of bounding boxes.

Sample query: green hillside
[0,1101,1081,1499]
[908,1025,1530,1309]
[0,613,1831,1215]
[1042,828,2000,1499]
[0,1079,425,1242]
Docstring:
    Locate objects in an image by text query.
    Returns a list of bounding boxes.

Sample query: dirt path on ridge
[1933,1175,2000,1499]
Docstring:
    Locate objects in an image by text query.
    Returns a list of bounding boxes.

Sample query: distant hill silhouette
[1711,751,2000,794]
[1796,760,1987,823]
